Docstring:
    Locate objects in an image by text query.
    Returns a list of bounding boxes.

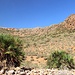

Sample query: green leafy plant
[47,50,75,69]
[0,34,24,68]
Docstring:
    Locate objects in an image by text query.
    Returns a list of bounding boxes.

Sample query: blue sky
[0,0,75,28]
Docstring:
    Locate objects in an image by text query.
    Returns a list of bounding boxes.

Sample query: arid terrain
[1,14,75,68]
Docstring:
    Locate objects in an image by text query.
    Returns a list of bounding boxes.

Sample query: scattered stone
[0,66,75,75]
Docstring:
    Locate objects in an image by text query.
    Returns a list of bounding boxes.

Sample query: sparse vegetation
[21,61,39,68]
[31,58,34,61]
[0,14,75,68]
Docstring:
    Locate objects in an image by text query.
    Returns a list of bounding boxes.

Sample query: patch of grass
[21,61,39,68]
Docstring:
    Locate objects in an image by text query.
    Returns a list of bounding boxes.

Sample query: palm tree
[47,50,75,69]
[0,34,24,68]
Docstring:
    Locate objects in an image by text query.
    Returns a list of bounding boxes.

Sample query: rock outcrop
[64,14,75,30]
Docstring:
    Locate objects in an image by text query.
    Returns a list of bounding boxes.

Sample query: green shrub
[0,34,25,68]
[31,58,34,61]
[47,50,75,69]
[44,57,47,60]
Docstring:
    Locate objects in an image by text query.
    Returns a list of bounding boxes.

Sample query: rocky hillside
[1,14,75,68]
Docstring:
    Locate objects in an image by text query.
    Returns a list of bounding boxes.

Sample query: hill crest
[1,14,75,68]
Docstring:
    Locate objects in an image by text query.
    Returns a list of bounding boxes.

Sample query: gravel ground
[1,68,75,75]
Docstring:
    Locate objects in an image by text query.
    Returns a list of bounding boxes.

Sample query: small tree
[0,34,24,68]
[47,50,75,69]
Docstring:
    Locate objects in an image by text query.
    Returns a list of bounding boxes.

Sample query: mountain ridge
[1,14,75,68]
[1,14,75,34]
